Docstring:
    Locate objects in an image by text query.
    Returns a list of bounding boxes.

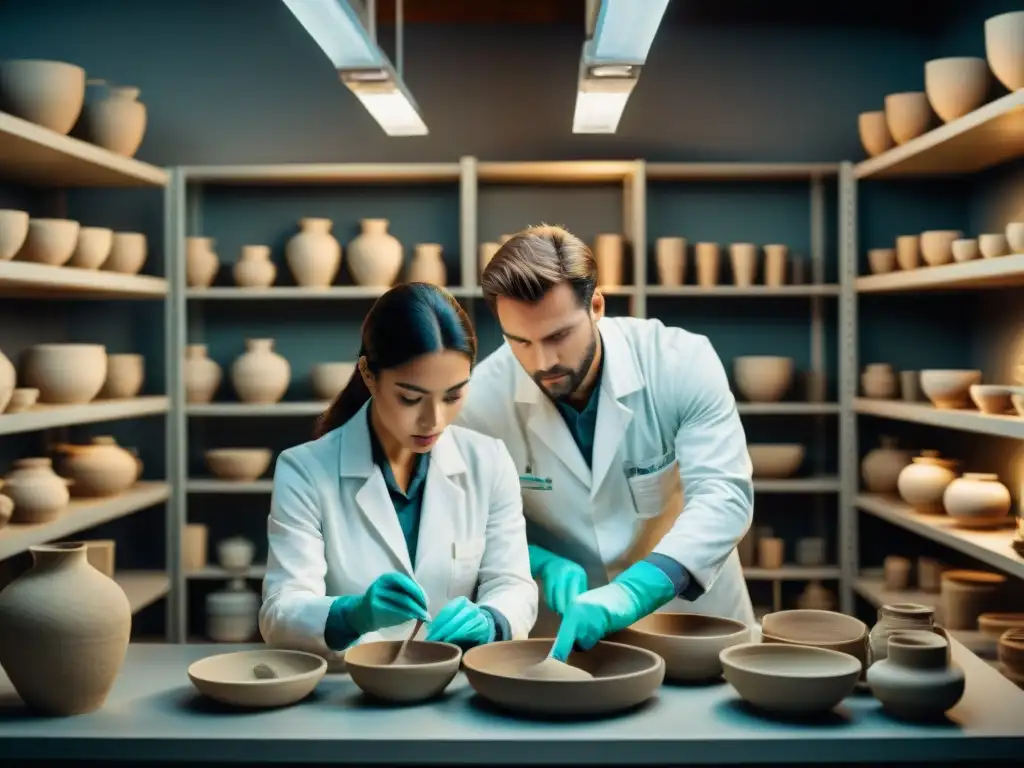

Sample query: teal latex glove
[424,596,495,649]
[529,544,588,616]
[550,560,677,662]
[344,572,431,636]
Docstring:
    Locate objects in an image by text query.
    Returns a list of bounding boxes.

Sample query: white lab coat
[259,400,538,660]
[456,315,755,630]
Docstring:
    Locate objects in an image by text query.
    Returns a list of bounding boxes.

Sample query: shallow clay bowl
[610,612,750,682]
[747,444,805,479]
[344,640,461,704]
[721,642,861,715]
[978,612,1024,639]
[187,649,327,709]
[461,639,665,717]
[969,385,1013,415]
[761,609,868,670]
[204,448,273,481]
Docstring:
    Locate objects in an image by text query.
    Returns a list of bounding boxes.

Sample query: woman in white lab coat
[259,283,538,658]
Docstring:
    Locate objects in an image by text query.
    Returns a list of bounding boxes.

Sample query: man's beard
[532,326,599,402]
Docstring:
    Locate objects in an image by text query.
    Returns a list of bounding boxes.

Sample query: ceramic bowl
[977,613,1024,639]
[920,369,982,409]
[760,609,869,670]
[187,649,327,708]
[951,238,979,262]
[310,362,357,401]
[979,233,1009,258]
[23,343,107,404]
[857,111,893,157]
[969,384,1013,414]
[204,448,272,481]
[721,642,861,715]
[920,230,962,267]
[461,639,665,717]
[1007,222,1024,253]
[68,226,113,269]
[884,91,932,144]
[867,247,896,274]
[0,209,29,260]
[733,356,794,403]
[344,640,462,704]
[924,57,989,122]
[20,218,80,267]
[610,613,750,682]
[997,628,1024,677]
[747,444,805,478]
[105,231,147,275]
[0,59,86,134]
[4,387,38,414]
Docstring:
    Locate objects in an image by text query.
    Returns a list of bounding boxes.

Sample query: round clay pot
[951,238,979,262]
[861,435,913,494]
[858,111,894,157]
[997,628,1024,679]
[919,369,981,408]
[924,57,989,123]
[695,242,720,287]
[594,234,623,288]
[407,243,446,285]
[53,436,140,497]
[0,59,86,134]
[231,338,290,404]
[184,344,222,404]
[861,363,897,398]
[99,352,144,399]
[884,92,932,144]
[747,443,804,478]
[760,609,868,670]
[977,613,1024,639]
[920,230,962,267]
[346,640,463,704]
[24,343,107,404]
[733,356,794,402]
[347,218,402,287]
[985,11,1024,91]
[866,630,964,721]
[186,237,219,288]
[940,569,1007,630]
[655,237,685,286]
[285,217,341,288]
[868,602,935,664]
[0,209,29,260]
[729,242,757,287]
[0,542,131,715]
[187,649,327,709]
[83,84,147,157]
[105,232,147,275]
[206,577,259,642]
[868,247,896,275]
[897,450,958,514]
[0,346,14,413]
[1006,222,1024,254]
[20,218,80,266]
[478,241,500,277]
[205,448,272,481]
[979,233,1009,258]
[2,458,71,523]
[942,472,1011,528]
[68,226,113,269]
[311,362,356,401]
[233,244,276,288]
[969,384,1012,414]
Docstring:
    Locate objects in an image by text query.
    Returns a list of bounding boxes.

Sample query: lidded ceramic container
[231,338,290,404]
[407,243,446,285]
[861,435,912,494]
[206,577,259,643]
[53,436,140,497]
[286,217,341,288]
[942,472,1011,528]
[233,244,276,288]
[184,344,222,404]
[347,218,402,287]
[896,450,958,514]
[186,236,219,288]
[2,457,71,523]
[868,602,935,664]
[866,630,964,721]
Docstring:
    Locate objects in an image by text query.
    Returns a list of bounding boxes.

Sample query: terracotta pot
[729,243,757,287]
[594,234,623,288]
[68,226,113,269]
[940,569,1007,630]
[53,436,140,497]
[0,59,85,134]
[346,218,402,287]
[896,450,958,514]
[285,218,341,288]
[868,602,934,663]
[0,542,131,714]
[884,92,932,144]
[233,244,276,288]
[985,11,1024,91]
[655,237,685,286]
[695,242,720,287]
[407,243,446,285]
[0,346,14,413]
[100,352,144,399]
[83,84,147,157]
[186,237,219,288]
[942,472,1011,528]
[3,457,71,523]
[861,435,912,494]
[763,244,787,286]
[734,355,794,402]
[231,338,290,404]
[184,344,222,403]
[866,630,964,720]
[0,209,29,260]
[206,577,259,643]
[858,111,894,156]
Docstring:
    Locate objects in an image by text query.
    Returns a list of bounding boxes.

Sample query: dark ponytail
[313,283,477,439]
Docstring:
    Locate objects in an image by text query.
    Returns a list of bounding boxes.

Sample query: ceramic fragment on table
[345,640,462,704]
[187,649,327,708]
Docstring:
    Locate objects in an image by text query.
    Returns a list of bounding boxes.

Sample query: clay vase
[942,473,1011,528]
[695,243,720,287]
[861,435,912,494]
[346,218,402,287]
[2,457,71,523]
[868,602,935,664]
[763,244,787,287]
[206,577,259,643]
[0,542,131,715]
[233,245,276,288]
[729,243,757,287]
[655,237,685,286]
[184,344,222,404]
[594,234,623,288]
[861,363,897,398]
[83,84,147,157]
[186,237,219,288]
[231,338,290,404]
[52,436,140,497]
[866,630,964,721]
[0,345,14,413]
[285,218,341,288]
[896,450,958,514]
[407,243,446,285]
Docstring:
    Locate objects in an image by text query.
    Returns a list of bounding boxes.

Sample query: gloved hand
[550,560,676,662]
[343,572,431,637]
[424,596,495,648]
[529,544,588,616]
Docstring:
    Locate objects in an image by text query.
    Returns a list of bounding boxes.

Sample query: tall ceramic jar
[0,345,14,412]
[186,237,219,288]
[866,630,964,721]
[2,457,71,523]
[942,472,1011,528]
[896,450,958,514]
[655,237,686,286]
[347,218,403,287]
[861,435,913,494]
[594,233,623,288]
[0,542,131,715]
[868,602,935,664]
[83,83,147,157]
[285,218,341,288]
[184,344,222,403]
[231,338,290,404]
[233,244,276,288]
[407,243,446,285]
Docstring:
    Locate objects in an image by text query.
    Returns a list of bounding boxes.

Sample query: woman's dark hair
[313,282,477,438]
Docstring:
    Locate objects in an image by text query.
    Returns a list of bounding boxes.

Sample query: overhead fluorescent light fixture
[572,0,670,134]
[280,0,428,136]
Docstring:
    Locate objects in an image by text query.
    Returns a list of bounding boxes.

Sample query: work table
[0,638,1022,765]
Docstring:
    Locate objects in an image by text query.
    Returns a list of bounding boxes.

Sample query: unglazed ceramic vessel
[796,581,835,611]
[83,84,147,157]
[594,233,624,288]
[206,577,259,642]
[695,242,720,287]
[24,343,107,404]
[868,603,935,664]
[53,436,140,497]
[868,247,896,275]
[884,92,932,144]
[867,630,964,720]
[0,542,131,715]
[985,11,1024,91]
[99,352,144,399]
[747,444,805,478]
[610,612,749,682]
[920,230,962,266]
[1007,222,1024,253]
[720,643,861,715]
[20,218,79,266]
[997,628,1024,680]
[883,556,912,590]
[5,387,38,413]
[478,241,500,276]
[231,338,290,404]
[205,448,272,481]
[729,243,757,287]
[407,243,446,285]
[182,523,208,572]
[896,451,958,514]
[861,362,897,398]
[0,345,14,413]
[860,436,912,494]
[0,209,29,260]
[924,57,989,123]
[105,232,147,275]
[0,59,85,134]
[217,537,256,571]
[462,639,665,717]
[757,536,784,569]
[286,218,341,288]
[68,226,113,269]
[795,537,826,567]
[655,237,685,286]
[188,649,327,709]
[345,640,462,703]
[917,557,945,593]
[942,473,1011,528]
[761,609,869,671]
[347,218,402,287]
[940,569,1007,630]
[858,111,894,156]
[310,362,356,400]
[895,235,920,270]
[233,245,276,288]
[734,356,794,402]
[969,384,1013,414]
[977,612,1024,639]
[186,237,219,288]
[184,344,222,403]
[952,238,979,262]
[763,244,787,286]
[920,369,980,408]
[979,233,1009,258]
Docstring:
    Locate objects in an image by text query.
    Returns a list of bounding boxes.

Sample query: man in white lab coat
[457,225,755,659]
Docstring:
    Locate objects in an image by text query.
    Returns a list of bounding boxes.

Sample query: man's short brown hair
[480,225,597,312]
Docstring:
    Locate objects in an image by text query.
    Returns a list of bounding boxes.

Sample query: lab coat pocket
[448,537,486,599]
[625,453,679,520]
